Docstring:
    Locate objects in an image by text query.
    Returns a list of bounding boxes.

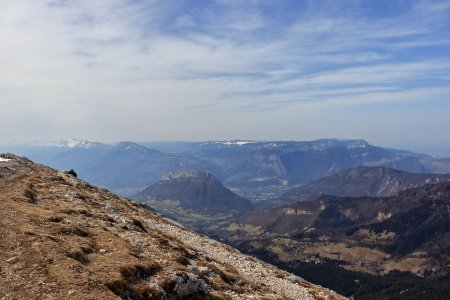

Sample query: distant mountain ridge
[136,170,253,215]
[277,166,450,204]
[3,139,450,199]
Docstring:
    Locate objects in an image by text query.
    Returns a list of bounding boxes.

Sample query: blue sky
[1,0,450,155]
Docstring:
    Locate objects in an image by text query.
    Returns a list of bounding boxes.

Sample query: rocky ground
[0,154,344,300]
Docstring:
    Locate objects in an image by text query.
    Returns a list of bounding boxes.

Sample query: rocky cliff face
[0,154,342,299]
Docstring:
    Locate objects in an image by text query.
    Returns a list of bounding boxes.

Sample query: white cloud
[0,0,449,147]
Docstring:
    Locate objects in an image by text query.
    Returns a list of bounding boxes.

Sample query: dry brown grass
[106,280,155,299]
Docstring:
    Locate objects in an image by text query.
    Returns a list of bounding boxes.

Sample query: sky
[1,0,450,156]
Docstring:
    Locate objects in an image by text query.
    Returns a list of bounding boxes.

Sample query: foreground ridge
[0,154,344,299]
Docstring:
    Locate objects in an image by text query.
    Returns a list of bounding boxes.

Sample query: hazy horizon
[1,1,450,154]
[2,137,449,158]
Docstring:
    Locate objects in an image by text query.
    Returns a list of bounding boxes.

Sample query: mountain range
[179,139,450,186]
[3,139,450,203]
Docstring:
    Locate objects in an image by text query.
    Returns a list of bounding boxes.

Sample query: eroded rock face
[0,154,344,300]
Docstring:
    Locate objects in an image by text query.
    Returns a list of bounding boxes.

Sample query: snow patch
[0,157,11,162]
[249,177,271,182]
[217,141,255,146]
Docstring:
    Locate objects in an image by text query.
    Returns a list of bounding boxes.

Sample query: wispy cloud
[0,0,449,150]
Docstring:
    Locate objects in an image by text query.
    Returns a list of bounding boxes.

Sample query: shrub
[65,169,77,177]
[24,187,38,203]
[48,216,64,223]
[131,218,147,232]
[66,250,89,264]
[58,225,90,237]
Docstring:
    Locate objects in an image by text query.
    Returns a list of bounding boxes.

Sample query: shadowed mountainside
[277,166,450,204]
[237,182,450,278]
